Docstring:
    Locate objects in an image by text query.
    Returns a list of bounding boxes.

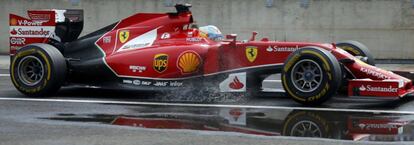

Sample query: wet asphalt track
[1,68,414,145]
[1,68,414,111]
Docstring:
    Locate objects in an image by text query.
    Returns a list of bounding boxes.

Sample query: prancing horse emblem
[245,46,258,62]
[119,30,130,43]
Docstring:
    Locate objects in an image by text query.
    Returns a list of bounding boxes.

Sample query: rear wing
[9,9,83,55]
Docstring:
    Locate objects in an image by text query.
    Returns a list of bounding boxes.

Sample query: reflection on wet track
[2,74,414,144]
[43,106,414,142]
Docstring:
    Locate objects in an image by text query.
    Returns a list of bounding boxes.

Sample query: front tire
[10,43,67,97]
[281,47,342,106]
[282,111,333,138]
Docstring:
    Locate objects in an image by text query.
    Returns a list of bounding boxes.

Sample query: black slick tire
[10,43,67,97]
[281,47,342,106]
[336,40,375,66]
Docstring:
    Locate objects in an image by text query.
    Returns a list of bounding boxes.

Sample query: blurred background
[1,0,414,59]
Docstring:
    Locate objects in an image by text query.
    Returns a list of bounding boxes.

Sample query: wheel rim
[290,59,323,92]
[290,120,322,137]
[17,56,45,86]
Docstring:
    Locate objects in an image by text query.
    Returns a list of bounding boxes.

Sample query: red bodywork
[93,8,414,98]
[9,7,414,99]
[94,10,335,78]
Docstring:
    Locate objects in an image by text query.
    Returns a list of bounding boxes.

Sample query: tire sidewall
[10,44,66,96]
[282,111,332,138]
[282,48,342,105]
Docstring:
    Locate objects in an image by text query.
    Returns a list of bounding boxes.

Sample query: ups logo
[153,54,168,73]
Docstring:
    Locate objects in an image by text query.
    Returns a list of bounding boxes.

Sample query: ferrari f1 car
[9,4,414,105]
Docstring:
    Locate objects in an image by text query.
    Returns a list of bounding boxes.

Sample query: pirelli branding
[153,54,168,73]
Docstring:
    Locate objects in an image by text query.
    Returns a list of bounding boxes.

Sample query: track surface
[2,69,414,111]
[1,69,414,145]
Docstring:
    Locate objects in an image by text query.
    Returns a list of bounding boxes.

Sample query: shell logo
[177,51,201,74]
[10,18,17,26]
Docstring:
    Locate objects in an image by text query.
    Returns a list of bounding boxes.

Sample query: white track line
[0,74,10,77]
[0,97,413,114]
[263,80,281,83]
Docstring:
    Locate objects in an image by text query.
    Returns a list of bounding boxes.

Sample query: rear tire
[281,47,342,106]
[10,43,67,97]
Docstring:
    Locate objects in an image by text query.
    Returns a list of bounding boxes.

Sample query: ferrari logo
[245,46,258,62]
[119,30,130,43]
[153,54,168,73]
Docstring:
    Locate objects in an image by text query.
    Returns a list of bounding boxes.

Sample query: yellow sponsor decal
[245,46,258,62]
[177,51,201,74]
[153,54,168,73]
[119,30,130,43]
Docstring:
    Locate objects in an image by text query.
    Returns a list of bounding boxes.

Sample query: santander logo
[219,72,246,92]
[10,29,17,35]
[229,76,244,90]
[359,85,366,91]
[9,27,53,37]
[359,85,397,93]
[229,108,243,121]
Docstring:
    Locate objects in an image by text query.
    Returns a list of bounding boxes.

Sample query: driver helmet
[199,25,223,41]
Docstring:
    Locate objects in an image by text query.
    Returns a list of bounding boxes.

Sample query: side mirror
[226,34,237,44]
[249,31,258,41]
[226,34,237,40]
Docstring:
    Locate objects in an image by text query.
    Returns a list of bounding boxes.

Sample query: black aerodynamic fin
[64,22,118,58]
[63,22,120,84]
[78,22,118,40]
[55,9,84,43]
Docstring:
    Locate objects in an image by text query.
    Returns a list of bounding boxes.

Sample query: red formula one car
[8,4,414,105]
